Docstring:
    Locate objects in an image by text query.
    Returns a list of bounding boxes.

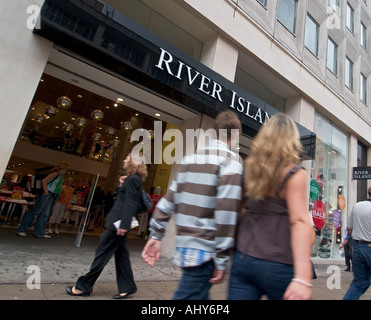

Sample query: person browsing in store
[47,177,74,234]
[17,161,69,238]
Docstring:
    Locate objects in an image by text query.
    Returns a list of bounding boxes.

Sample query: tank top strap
[276,166,305,197]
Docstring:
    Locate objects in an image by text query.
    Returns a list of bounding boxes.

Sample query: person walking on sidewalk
[142,110,244,300]
[17,161,69,238]
[343,186,371,300]
[228,113,313,300]
[66,153,147,299]
[339,231,353,272]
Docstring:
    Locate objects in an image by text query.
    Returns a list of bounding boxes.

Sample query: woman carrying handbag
[66,153,147,299]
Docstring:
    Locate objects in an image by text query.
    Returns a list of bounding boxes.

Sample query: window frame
[345,56,354,91]
[257,0,267,7]
[360,73,367,104]
[360,22,367,50]
[277,0,298,34]
[304,14,319,56]
[329,0,340,15]
[326,37,338,75]
[346,3,354,34]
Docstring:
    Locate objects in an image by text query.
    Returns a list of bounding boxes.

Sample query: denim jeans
[343,242,371,300]
[172,260,214,300]
[17,193,57,237]
[228,251,294,300]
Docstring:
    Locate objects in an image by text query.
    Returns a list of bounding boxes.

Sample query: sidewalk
[1,226,370,300]
[1,276,370,300]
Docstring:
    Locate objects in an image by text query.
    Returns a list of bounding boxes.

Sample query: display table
[64,205,87,228]
[0,198,35,224]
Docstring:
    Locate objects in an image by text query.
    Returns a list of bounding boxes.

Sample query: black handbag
[137,190,153,214]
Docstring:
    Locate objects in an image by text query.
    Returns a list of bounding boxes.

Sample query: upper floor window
[361,22,367,49]
[329,0,340,15]
[346,3,354,33]
[277,0,297,34]
[360,73,367,104]
[345,56,354,90]
[326,37,338,75]
[305,14,319,56]
[257,0,267,6]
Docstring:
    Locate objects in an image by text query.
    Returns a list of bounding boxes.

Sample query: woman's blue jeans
[343,242,371,300]
[17,193,57,237]
[228,251,293,300]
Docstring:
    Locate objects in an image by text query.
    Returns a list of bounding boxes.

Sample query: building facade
[0,0,370,259]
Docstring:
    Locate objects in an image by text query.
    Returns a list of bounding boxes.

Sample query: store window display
[310,114,348,259]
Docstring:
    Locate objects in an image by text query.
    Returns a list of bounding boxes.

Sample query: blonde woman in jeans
[228,114,313,300]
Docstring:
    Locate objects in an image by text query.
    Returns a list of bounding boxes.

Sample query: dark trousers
[344,242,353,270]
[75,229,136,294]
[172,260,215,300]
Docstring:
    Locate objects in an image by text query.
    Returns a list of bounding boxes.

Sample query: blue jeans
[343,242,371,300]
[18,193,57,237]
[172,260,214,300]
[228,251,293,300]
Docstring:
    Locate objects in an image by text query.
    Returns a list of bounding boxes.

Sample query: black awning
[35,0,316,159]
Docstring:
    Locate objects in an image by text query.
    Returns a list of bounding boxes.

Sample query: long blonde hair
[125,153,148,182]
[246,113,303,201]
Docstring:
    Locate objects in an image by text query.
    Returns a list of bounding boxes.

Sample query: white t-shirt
[348,200,371,242]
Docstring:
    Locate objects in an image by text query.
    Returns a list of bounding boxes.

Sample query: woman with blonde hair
[228,113,313,300]
[66,153,147,299]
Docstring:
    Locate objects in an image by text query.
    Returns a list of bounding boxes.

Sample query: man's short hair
[368,186,371,197]
[213,111,241,140]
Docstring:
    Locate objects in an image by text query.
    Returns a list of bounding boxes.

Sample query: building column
[368,147,371,191]
[348,135,358,213]
[200,35,239,82]
[0,0,53,178]
[285,96,315,202]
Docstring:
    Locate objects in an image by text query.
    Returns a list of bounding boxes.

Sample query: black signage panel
[353,167,371,180]
[35,0,316,159]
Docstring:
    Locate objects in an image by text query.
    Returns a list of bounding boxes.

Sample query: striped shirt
[150,139,244,270]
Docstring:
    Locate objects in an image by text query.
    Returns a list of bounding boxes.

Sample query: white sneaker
[17,231,27,237]
[36,234,51,239]
[54,228,59,234]
[48,228,53,234]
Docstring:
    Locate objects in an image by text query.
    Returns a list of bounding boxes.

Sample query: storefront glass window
[311,113,348,259]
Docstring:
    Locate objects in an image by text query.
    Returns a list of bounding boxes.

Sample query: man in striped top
[142,111,244,300]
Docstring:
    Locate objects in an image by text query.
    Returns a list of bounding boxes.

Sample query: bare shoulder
[286,168,307,193]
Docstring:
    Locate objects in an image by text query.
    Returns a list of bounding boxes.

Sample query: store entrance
[0,49,253,240]
[0,49,196,238]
